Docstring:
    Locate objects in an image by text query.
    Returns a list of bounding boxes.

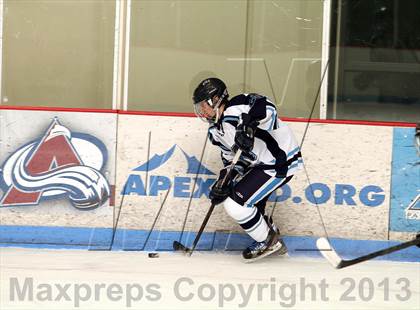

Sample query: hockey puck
[148,252,159,258]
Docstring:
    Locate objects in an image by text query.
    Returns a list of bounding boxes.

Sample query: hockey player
[192,77,303,261]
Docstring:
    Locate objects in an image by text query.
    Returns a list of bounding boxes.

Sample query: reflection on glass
[128,0,323,118]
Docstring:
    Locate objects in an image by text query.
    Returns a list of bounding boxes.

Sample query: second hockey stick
[316,236,420,269]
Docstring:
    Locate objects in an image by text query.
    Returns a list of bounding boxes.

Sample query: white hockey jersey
[208,93,303,177]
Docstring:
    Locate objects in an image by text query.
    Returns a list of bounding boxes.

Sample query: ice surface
[0,247,419,309]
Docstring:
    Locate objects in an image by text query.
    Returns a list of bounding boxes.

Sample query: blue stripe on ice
[0,225,418,262]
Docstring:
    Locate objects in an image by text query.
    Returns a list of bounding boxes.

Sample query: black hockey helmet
[192,78,228,107]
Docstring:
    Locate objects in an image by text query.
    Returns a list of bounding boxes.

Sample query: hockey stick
[120,185,172,251]
[139,186,171,251]
[177,135,209,244]
[316,236,420,269]
[173,150,242,256]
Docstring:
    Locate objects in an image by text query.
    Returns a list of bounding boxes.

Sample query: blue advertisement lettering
[305,183,331,204]
[121,145,387,209]
[335,184,356,205]
[149,176,171,196]
[359,185,385,207]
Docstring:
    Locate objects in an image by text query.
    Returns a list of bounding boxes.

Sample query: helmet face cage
[193,101,211,123]
[193,93,226,124]
[193,78,228,124]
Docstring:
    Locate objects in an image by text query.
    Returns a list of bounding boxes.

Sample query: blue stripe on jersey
[266,106,277,130]
[287,147,300,158]
[288,159,303,170]
[246,177,284,207]
[222,116,239,122]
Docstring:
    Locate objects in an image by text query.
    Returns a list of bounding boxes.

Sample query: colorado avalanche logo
[0,118,110,210]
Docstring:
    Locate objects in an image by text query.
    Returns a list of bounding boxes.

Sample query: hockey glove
[209,168,237,205]
[234,113,256,153]
[209,180,231,205]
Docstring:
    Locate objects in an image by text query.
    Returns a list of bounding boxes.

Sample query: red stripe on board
[0,105,416,127]
[0,105,117,114]
[281,117,417,127]
[119,110,194,117]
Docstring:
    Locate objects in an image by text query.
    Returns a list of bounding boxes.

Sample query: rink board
[0,109,117,231]
[0,110,418,261]
[114,115,392,240]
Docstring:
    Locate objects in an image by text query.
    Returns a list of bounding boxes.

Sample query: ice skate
[242,228,286,263]
[264,215,288,256]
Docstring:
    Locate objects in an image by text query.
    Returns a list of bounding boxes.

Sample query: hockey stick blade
[173,241,191,253]
[316,237,343,268]
[317,237,420,269]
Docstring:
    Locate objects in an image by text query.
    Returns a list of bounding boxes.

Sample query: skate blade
[242,242,284,264]
[277,241,288,256]
[277,248,289,257]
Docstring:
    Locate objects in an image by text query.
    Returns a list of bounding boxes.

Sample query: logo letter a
[1,120,82,206]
